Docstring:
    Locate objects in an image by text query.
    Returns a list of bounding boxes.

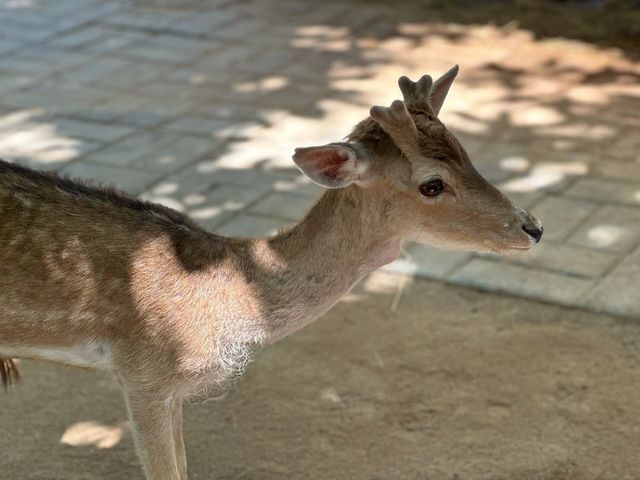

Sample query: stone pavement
[1,0,639,317]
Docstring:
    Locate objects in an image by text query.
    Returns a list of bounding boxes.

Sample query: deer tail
[1,358,20,389]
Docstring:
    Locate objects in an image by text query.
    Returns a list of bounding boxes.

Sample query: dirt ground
[2,272,640,480]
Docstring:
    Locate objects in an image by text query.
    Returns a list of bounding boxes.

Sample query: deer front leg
[123,388,181,480]
[171,397,187,480]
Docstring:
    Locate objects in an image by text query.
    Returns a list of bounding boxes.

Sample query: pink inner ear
[306,149,350,180]
[293,146,356,187]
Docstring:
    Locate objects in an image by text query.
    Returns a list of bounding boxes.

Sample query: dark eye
[419,179,445,197]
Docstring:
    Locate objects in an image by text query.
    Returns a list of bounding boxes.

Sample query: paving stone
[581,246,640,318]
[212,18,270,42]
[17,48,92,69]
[0,56,65,76]
[93,62,169,91]
[271,176,324,197]
[504,190,546,210]
[563,177,640,206]
[141,181,272,229]
[87,132,168,166]
[601,133,640,163]
[568,205,640,253]
[169,160,299,194]
[385,243,471,280]
[450,258,594,305]
[64,58,132,84]
[146,35,217,54]
[165,66,248,89]
[64,96,149,124]
[3,87,110,114]
[168,11,242,35]
[528,196,598,242]
[466,145,517,183]
[505,241,618,278]
[52,118,134,143]
[192,103,264,123]
[249,191,315,221]
[0,73,38,95]
[133,136,215,175]
[51,27,109,49]
[163,115,241,136]
[591,158,640,183]
[132,81,189,101]
[103,11,188,30]
[196,44,258,70]
[119,99,192,126]
[115,109,180,128]
[237,48,299,75]
[82,31,148,55]
[157,167,227,195]
[467,140,589,193]
[451,132,487,157]
[0,114,102,154]
[0,39,22,56]
[60,162,161,194]
[216,213,288,238]
[122,44,200,65]
[3,140,101,171]
[0,23,60,44]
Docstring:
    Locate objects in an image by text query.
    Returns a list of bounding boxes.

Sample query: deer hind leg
[171,397,187,480]
[123,386,182,480]
[0,358,20,388]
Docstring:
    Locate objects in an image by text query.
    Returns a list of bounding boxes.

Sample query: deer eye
[419,179,445,197]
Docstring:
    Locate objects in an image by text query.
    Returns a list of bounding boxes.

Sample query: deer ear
[430,64,459,116]
[292,143,366,188]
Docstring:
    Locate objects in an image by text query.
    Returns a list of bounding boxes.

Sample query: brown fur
[0,68,541,480]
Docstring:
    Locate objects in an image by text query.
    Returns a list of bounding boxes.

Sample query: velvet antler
[369,65,460,159]
[398,74,433,112]
[369,100,422,161]
[397,65,459,116]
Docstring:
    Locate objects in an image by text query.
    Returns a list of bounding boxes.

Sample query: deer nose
[522,223,543,243]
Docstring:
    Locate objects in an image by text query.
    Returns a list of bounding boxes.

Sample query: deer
[0,65,542,480]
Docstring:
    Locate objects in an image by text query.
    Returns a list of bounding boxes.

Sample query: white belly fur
[0,340,113,370]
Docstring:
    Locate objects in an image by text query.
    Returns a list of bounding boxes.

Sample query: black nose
[522,224,543,243]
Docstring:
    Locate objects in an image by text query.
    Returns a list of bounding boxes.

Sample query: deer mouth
[497,244,536,255]
[486,238,538,255]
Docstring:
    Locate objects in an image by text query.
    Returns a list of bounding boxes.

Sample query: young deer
[0,66,542,479]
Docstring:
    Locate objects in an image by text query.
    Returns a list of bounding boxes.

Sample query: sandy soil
[2,272,640,480]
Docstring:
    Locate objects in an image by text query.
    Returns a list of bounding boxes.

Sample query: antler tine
[398,74,433,111]
[369,100,422,160]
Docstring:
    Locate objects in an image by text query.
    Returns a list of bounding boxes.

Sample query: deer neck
[253,185,401,342]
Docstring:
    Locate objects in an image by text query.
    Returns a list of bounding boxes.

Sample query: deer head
[293,65,542,255]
